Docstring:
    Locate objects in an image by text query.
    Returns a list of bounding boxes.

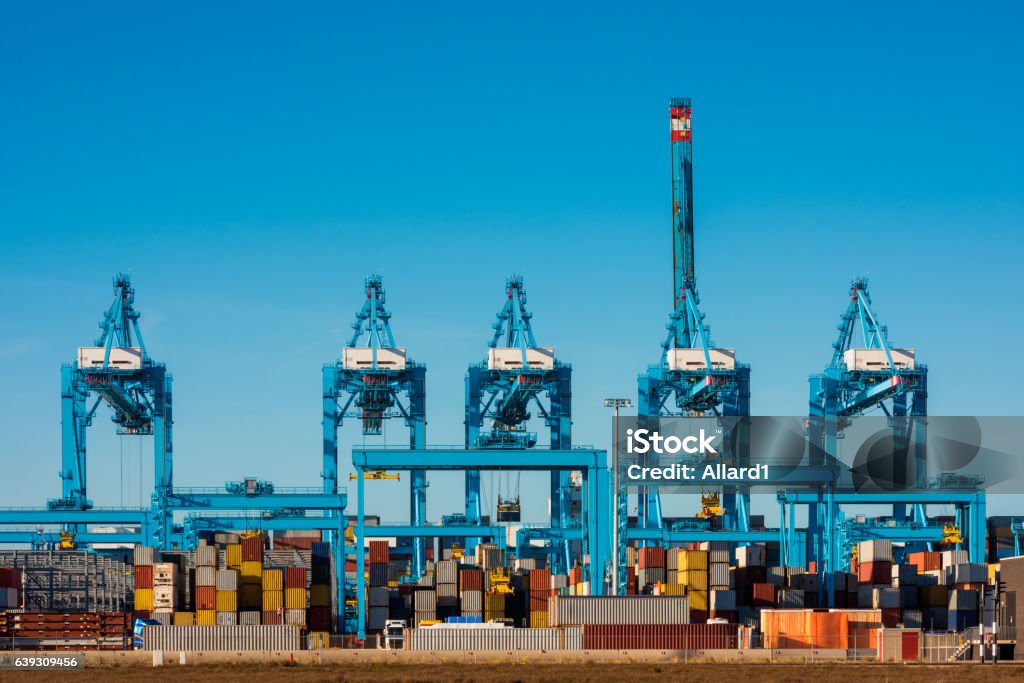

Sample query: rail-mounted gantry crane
[633,99,751,558]
[56,273,174,541]
[464,275,574,571]
[323,275,427,574]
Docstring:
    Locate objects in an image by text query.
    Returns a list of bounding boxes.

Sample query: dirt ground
[3,663,1024,682]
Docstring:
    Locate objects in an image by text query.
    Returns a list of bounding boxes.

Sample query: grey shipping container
[436,560,458,584]
[140,625,302,651]
[216,569,239,591]
[239,611,261,625]
[903,609,923,629]
[436,582,458,598]
[777,589,804,608]
[285,609,306,626]
[369,586,390,607]
[407,626,561,651]
[461,590,483,612]
[134,546,156,566]
[195,565,217,587]
[709,562,730,588]
[216,612,237,626]
[548,596,689,626]
[414,590,436,611]
[637,568,665,586]
[949,589,979,611]
[196,545,218,567]
[368,607,388,630]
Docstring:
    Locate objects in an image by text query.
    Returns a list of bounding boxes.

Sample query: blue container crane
[633,99,751,569]
[323,275,427,574]
[464,276,574,570]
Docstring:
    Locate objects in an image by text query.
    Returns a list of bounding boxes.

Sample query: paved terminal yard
[3,652,1024,682]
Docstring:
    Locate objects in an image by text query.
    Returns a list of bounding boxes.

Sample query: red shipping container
[368,540,390,565]
[581,624,736,650]
[459,568,484,592]
[285,567,307,589]
[907,551,941,573]
[752,583,775,607]
[307,606,331,631]
[195,586,216,610]
[858,560,891,585]
[638,546,666,569]
[134,565,153,589]
[241,536,264,562]
[529,568,551,591]
[808,561,817,574]
[690,609,707,624]
[262,610,282,625]
[529,594,550,612]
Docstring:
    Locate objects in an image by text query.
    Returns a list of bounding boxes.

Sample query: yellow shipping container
[262,589,283,611]
[989,563,1000,584]
[689,588,708,611]
[310,584,331,607]
[173,612,194,626]
[658,583,687,596]
[285,587,306,609]
[241,561,263,580]
[226,544,242,568]
[681,569,708,590]
[134,588,154,611]
[239,584,262,609]
[262,569,284,591]
[679,550,709,571]
[308,631,330,650]
[196,609,217,625]
[529,610,549,628]
[216,590,238,612]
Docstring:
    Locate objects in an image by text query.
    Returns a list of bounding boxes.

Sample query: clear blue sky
[1,2,1021,523]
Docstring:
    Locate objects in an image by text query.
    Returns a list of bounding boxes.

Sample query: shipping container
[216,569,239,591]
[226,544,242,569]
[216,590,237,612]
[368,540,390,565]
[262,569,284,591]
[196,609,217,626]
[285,566,306,589]
[858,540,893,563]
[262,590,283,612]
[195,565,217,587]
[239,611,261,625]
[135,564,153,589]
[172,611,194,626]
[284,608,306,626]
[134,546,156,566]
[216,611,237,626]
[195,545,218,567]
[549,595,689,626]
[140,624,301,651]
[195,586,216,610]
[406,626,562,651]
[581,623,737,650]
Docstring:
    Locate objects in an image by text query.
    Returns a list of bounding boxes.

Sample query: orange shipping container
[195,586,216,610]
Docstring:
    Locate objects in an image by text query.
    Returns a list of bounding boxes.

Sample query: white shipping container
[487,347,555,370]
[141,625,301,651]
[941,550,969,569]
[461,590,483,612]
[77,346,143,370]
[435,560,458,584]
[134,546,156,566]
[195,566,217,587]
[414,590,436,611]
[195,545,218,567]
[239,611,261,625]
[548,595,689,627]
[666,348,736,371]
[285,609,306,626]
[407,626,562,651]
[858,540,893,563]
[843,348,915,371]
[215,569,238,591]
[216,612,237,626]
[342,347,407,370]
[736,544,765,568]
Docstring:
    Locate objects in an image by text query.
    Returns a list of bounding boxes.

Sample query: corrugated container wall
[406,627,562,651]
[549,596,689,626]
[141,625,301,651]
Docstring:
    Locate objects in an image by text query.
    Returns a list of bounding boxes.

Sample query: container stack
[215,567,239,626]
[414,585,436,625]
[435,559,458,621]
[459,566,484,621]
[284,566,307,627]
[0,567,21,609]
[133,545,156,617]
[262,568,283,625]
[678,549,709,621]
[239,537,263,619]
[637,547,666,588]
[152,559,182,622]
[856,540,898,626]
[528,568,551,628]
[367,540,390,631]
[308,541,332,632]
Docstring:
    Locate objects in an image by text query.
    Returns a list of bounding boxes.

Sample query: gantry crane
[803,277,985,599]
[56,273,174,540]
[634,99,751,554]
[464,276,574,570]
[323,275,427,574]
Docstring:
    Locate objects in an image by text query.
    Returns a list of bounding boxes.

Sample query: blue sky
[1,2,1021,523]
